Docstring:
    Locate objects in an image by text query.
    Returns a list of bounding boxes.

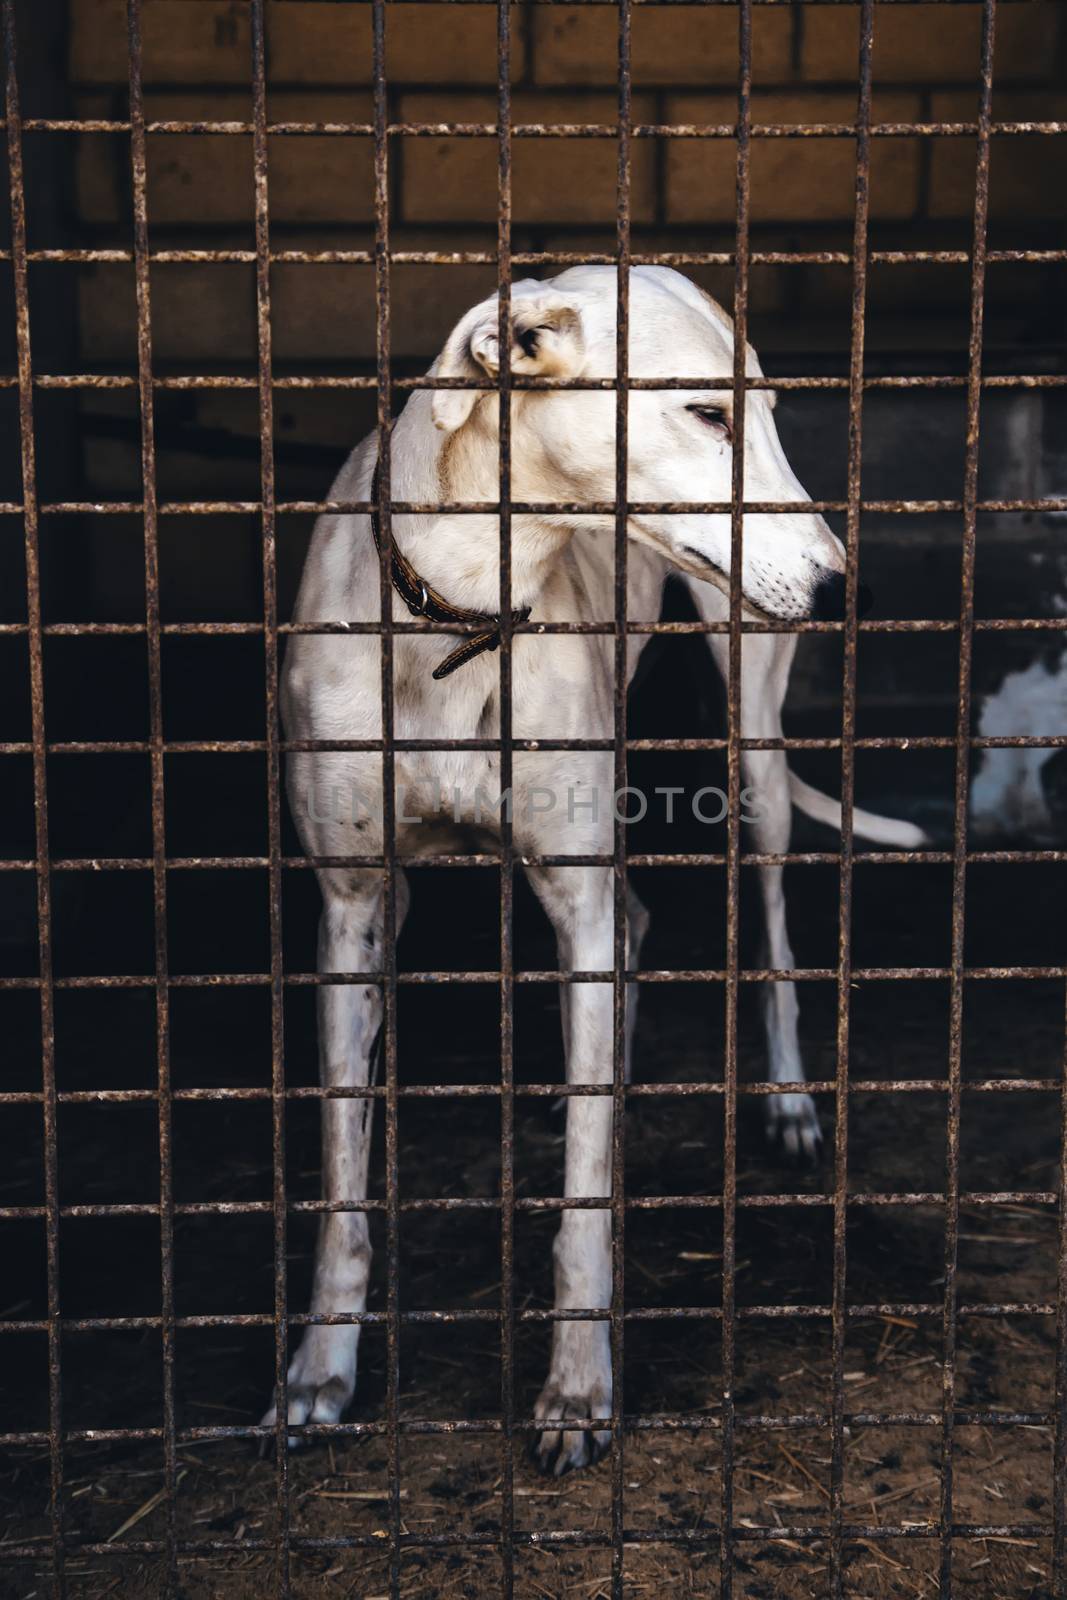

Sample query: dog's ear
[431,293,585,433]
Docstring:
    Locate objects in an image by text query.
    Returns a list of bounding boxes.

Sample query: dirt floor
[2,926,1065,1599]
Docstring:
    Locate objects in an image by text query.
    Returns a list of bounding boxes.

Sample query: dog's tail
[788,770,929,848]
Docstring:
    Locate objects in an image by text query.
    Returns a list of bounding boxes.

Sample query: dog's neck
[385,394,575,619]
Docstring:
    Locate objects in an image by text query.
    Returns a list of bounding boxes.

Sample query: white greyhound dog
[264,265,924,1473]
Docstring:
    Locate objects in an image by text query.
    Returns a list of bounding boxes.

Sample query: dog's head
[429,264,849,624]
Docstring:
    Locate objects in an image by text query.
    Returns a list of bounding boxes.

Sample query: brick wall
[36,1,1067,727]
[66,0,1067,373]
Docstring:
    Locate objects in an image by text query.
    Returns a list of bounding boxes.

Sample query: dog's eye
[688,404,731,437]
[518,325,553,359]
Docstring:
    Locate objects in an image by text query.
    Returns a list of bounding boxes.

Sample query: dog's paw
[259,1330,356,1454]
[765,1090,823,1166]
[532,1379,611,1477]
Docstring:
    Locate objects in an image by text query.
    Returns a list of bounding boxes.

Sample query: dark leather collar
[369,454,532,681]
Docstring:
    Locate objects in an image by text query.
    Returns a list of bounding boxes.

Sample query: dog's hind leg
[261,866,410,1446]
[525,863,621,1475]
[743,741,822,1162]
[706,627,822,1162]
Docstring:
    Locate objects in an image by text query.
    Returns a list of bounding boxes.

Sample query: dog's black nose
[810,572,874,621]
[810,571,846,621]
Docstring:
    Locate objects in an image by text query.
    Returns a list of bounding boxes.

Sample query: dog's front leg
[261,868,409,1447]
[526,865,618,1475]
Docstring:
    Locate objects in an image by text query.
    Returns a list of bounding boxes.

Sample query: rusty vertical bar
[3,4,63,1594]
[827,1,874,1592]
[494,2,516,1595]
[721,1,752,1593]
[1055,980,1067,1597]
[940,1,996,1590]
[610,3,632,1597]
[125,3,177,1591]
[250,2,291,1591]
[371,5,401,1596]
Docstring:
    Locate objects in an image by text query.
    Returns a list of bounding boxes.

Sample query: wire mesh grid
[1,0,1065,1595]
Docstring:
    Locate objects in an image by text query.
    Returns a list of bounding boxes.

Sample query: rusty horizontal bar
[0,1299,1056,1332]
[0,1188,1055,1226]
[0,1293,1057,1342]
[8,247,1067,270]
[1,966,1064,995]
[3,623,1067,654]
[1,498,1062,518]
[5,370,1067,393]
[8,117,1066,139]
[0,1077,1057,1110]
[3,849,1067,877]
[0,730,1064,758]
[1,731,1065,757]
[0,1409,1052,1454]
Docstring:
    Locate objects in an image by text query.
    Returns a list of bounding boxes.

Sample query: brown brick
[72,0,253,84]
[389,3,527,83]
[383,258,502,362]
[269,261,376,362]
[801,6,972,83]
[72,0,529,88]
[531,5,793,87]
[993,5,1065,81]
[925,105,980,221]
[799,3,1061,85]
[146,130,256,228]
[268,98,376,225]
[151,263,259,364]
[80,261,258,364]
[74,217,510,370]
[265,1,372,84]
[75,253,374,367]
[928,90,1067,221]
[75,92,377,227]
[270,241,498,363]
[666,92,922,225]
[77,265,138,364]
[399,92,658,226]
[266,390,376,458]
[78,122,255,230]
[73,94,130,226]
[267,2,525,85]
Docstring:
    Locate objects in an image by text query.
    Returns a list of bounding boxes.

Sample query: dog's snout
[810,572,873,621]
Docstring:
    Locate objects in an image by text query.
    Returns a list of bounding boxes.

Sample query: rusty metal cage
[1,0,1066,1595]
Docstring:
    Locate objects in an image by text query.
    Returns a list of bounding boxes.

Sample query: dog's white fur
[263,266,924,1472]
